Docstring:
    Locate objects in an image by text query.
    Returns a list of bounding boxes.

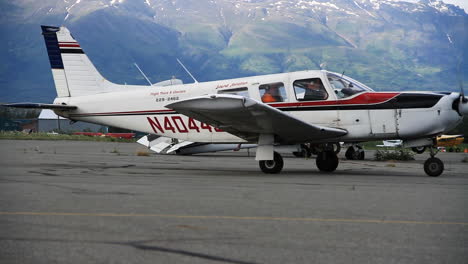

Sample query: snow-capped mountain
[1,0,467,102]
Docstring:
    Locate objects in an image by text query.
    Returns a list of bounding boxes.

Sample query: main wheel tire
[355,145,365,160]
[424,157,444,177]
[259,152,284,174]
[345,146,355,160]
[316,151,339,172]
[357,149,365,160]
[412,146,426,154]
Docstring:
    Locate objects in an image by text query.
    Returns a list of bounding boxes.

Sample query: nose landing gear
[424,147,444,177]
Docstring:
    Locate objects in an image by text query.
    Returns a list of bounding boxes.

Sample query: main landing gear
[424,147,444,177]
[316,150,339,172]
[345,145,365,160]
[259,145,340,174]
[259,152,284,174]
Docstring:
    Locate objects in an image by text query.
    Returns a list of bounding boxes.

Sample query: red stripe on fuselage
[269,92,400,107]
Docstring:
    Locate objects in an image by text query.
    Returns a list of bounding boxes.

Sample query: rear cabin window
[259,82,286,103]
[293,78,328,101]
[217,87,249,97]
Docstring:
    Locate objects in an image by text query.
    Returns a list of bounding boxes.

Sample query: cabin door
[369,109,398,137]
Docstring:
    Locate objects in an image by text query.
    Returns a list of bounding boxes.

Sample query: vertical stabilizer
[42,26,70,97]
[41,25,117,97]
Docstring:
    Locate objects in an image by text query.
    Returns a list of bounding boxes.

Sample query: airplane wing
[2,103,77,110]
[166,94,347,144]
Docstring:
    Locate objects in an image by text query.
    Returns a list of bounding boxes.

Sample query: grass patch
[375,149,415,161]
[0,131,135,142]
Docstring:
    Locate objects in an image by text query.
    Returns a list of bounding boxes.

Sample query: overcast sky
[404,0,468,11]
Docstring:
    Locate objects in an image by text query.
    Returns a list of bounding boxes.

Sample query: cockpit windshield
[326,72,374,99]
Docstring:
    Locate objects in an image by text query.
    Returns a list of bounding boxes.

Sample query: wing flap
[166,95,347,143]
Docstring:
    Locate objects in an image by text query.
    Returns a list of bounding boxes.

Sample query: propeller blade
[459,96,468,115]
[460,80,467,103]
[461,91,468,103]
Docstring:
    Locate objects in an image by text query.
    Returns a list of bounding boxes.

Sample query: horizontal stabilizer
[2,103,77,110]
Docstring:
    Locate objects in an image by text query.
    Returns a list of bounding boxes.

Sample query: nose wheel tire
[259,152,284,174]
[424,157,444,177]
[316,151,339,172]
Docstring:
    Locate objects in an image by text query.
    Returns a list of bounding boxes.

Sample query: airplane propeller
[457,64,468,115]
[458,91,468,115]
[447,32,468,115]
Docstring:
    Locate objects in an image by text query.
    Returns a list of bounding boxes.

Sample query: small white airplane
[379,139,431,154]
[5,25,468,177]
[377,140,403,148]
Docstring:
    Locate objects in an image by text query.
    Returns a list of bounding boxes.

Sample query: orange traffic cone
[464,148,468,153]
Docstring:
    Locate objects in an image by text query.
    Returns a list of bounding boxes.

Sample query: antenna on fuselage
[177,58,199,84]
[133,63,153,86]
[341,71,345,78]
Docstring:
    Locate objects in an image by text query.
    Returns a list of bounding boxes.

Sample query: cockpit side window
[327,74,368,99]
[259,82,286,103]
[293,78,328,101]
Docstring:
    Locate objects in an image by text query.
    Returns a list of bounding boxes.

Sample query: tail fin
[41,25,118,97]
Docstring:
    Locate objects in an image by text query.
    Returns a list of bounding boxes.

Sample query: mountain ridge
[1,0,467,102]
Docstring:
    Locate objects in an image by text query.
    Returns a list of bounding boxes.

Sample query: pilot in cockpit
[304,79,327,100]
[261,84,284,103]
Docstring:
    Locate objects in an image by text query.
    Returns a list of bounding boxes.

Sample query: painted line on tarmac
[1,212,467,226]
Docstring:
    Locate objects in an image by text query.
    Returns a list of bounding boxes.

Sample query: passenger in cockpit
[261,84,283,103]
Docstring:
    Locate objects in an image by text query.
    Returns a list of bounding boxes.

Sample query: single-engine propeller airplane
[5,26,468,177]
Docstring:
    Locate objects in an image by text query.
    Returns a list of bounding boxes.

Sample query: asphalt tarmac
[0,140,467,264]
